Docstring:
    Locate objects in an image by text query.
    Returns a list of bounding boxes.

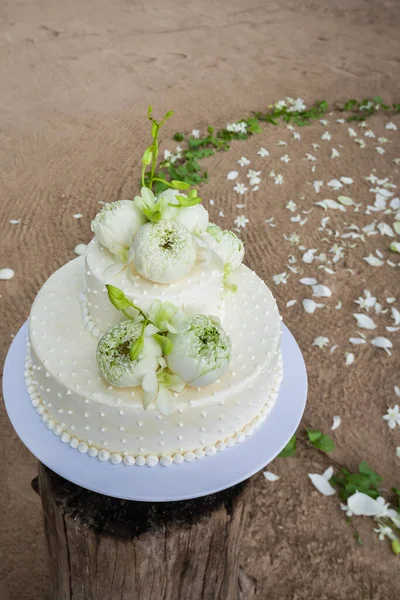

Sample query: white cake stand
[3,321,307,502]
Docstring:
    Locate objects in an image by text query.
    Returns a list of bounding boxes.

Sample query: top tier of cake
[85,238,224,336]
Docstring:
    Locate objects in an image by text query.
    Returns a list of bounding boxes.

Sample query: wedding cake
[24,108,283,467]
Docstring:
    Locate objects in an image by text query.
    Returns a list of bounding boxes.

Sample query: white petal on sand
[315,199,346,212]
[371,337,393,351]
[378,222,395,237]
[331,416,341,430]
[227,171,239,181]
[286,299,297,307]
[0,268,15,280]
[340,177,353,185]
[74,243,87,256]
[308,473,336,496]
[364,255,384,267]
[300,277,317,285]
[312,284,332,297]
[391,307,400,326]
[73,213,83,219]
[303,299,325,313]
[349,337,366,345]
[263,471,280,482]
[345,352,355,365]
[347,493,382,516]
[353,313,377,329]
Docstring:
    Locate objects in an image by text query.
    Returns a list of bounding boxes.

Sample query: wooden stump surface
[34,463,257,600]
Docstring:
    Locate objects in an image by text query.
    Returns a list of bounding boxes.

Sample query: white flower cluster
[97,301,232,414]
[91,186,244,285]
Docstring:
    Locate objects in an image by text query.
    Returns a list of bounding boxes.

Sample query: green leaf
[278,434,296,457]
[343,99,359,111]
[207,125,214,134]
[306,429,322,443]
[130,335,144,361]
[173,132,185,142]
[153,334,173,355]
[170,180,191,190]
[147,105,153,118]
[391,539,400,556]
[151,122,158,138]
[306,429,335,453]
[372,95,384,105]
[143,208,162,222]
[358,461,382,486]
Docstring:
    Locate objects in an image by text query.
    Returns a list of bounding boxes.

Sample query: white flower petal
[308,473,336,496]
[378,222,395,237]
[349,337,366,345]
[364,255,384,267]
[263,471,280,482]
[353,313,377,330]
[0,268,15,280]
[345,352,355,365]
[371,336,392,350]
[303,299,325,314]
[347,492,382,516]
[227,171,239,181]
[312,284,332,298]
[286,299,297,307]
[331,416,341,431]
[300,277,317,285]
[322,466,334,480]
[340,177,353,185]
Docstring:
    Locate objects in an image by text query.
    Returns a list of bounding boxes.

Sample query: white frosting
[85,238,225,333]
[27,254,282,466]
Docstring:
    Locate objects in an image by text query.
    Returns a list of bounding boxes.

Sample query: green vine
[149,97,400,193]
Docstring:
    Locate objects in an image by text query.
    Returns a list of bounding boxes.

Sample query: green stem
[148,123,160,191]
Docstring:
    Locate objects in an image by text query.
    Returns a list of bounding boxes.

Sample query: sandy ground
[1,0,400,598]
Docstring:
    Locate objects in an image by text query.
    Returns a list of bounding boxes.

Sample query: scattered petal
[227,171,238,181]
[347,492,383,516]
[273,272,288,285]
[286,299,297,307]
[300,277,317,285]
[331,416,341,431]
[0,268,15,280]
[257,147,269,157]
[308,473,336,496]
[313,336,329,348]
[73,213,83,219]
[263,471,280,482]
[233,183,248,195]
[353,313,377,330]
[331,148,340,158]
[349,337,366,345]
[371,337,393,352]
[303,299,325,314]
[238,157,250,167]
[312,284,332,298]
[9,219,20,225]
[345,352,355,365]
[340,177,353,185]
[364,255,384,267]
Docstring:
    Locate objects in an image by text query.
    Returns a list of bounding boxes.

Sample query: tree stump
[34,463,257,600]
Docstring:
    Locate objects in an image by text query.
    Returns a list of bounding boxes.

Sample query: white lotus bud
[206,224,244,270]
[91,200,146,260]
[158,189,209,235]
[97,320,161,387]
[166,314,231,387]
[132,220,197,283]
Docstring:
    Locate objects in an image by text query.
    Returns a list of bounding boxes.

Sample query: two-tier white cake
[24,109,283,467]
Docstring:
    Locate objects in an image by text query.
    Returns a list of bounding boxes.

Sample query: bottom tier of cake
[26,257,283,466]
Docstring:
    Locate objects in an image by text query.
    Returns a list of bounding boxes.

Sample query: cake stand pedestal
[32,464,257,600]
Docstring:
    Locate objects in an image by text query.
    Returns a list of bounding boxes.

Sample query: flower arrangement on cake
[25,107,283,467]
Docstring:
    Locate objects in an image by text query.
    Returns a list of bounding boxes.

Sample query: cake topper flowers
[96,284,231,413]
[90,106,244,289]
